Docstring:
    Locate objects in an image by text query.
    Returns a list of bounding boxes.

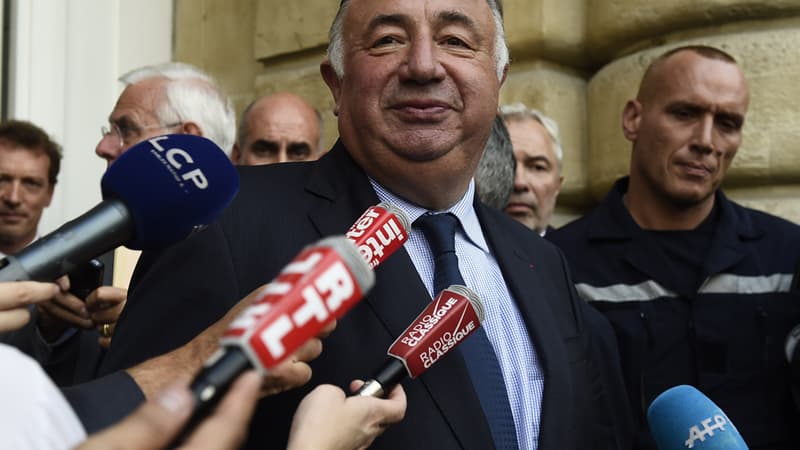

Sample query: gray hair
[499,102,563,169]
[120,62,236,155]
[328,0,509,81]
[475,115,515,210]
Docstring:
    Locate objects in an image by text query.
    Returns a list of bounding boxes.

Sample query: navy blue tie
[415,213,519,450]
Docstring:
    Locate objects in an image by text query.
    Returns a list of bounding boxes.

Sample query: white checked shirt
[370,178,544,450]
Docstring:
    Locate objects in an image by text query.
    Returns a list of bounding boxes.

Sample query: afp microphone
[187,236,375,426]
[357,285,485,397]
[647,385,748,450]
[0,134,238,282]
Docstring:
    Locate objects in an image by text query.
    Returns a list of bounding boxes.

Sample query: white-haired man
[96,62,236,164]
[500,103,564,235]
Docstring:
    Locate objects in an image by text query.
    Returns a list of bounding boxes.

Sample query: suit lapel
[305,143,496,450]
[477,203,571,449]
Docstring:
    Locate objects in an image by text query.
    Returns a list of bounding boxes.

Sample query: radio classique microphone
[185,203,410,428]
[647,385,748,450]
[357,285,485,397]
[0,134,238,282]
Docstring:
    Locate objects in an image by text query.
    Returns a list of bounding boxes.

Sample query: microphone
[647,385,748,449]
[185,236,374,430]
[0,134,238,282]
[356,285,485,397]
[181,203,410,435]
[345,201,410,268]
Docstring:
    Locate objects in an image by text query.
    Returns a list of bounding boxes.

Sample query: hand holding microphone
[178,202,410,439]
[357,285,486,397]
[188,236,374,418]
[647,385,748,449]
[192,202,409,395]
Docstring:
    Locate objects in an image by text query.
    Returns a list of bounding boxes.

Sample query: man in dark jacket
[549,45,800,450]
[100,0,631,448]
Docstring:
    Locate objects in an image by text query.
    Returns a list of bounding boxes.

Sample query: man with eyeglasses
[96,62,236,165]
[92,62,236,347]
[89,62,237,345]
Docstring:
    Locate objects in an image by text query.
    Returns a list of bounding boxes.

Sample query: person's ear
[320,61,342,116]
[180,122,203,138]
[230,143,241,164]
[621,100,642,142]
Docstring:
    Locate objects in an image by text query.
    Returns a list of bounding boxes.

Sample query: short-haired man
[231,92,324,165]
[0,120,114,375]
[549,45,800,449]
[500,103,564,235]
[0,120,60,256]
[100,1,629,449]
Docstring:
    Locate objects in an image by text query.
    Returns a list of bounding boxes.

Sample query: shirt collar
[368,177,490,253]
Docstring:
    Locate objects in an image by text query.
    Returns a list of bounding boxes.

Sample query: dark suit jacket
[99,141,628,449]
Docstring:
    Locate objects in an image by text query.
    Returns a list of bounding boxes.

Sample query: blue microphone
[0,134,239,282]
[647,385,748,450]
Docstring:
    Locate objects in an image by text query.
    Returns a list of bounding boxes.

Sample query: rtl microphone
[357,285,485,397]
[181,203,409,436]
[647,385,748,449]
[0,134,238,282]
[345,201,410,268]
[186,236,375,427]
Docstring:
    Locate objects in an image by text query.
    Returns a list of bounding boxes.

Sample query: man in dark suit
[100,0,631,448]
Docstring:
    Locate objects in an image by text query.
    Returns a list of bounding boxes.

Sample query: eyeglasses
[100,122,183,149]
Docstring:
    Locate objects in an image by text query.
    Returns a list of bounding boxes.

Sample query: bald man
[549,45,800,449]
[231,92,323,165]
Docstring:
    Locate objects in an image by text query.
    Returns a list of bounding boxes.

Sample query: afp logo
[684,415,729,448]
[148,136,209,190]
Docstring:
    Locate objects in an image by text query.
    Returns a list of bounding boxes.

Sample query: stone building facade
[174,0,800,225]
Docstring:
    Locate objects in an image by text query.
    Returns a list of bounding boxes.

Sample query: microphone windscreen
[647,385,748,450]
[101,134,239,249]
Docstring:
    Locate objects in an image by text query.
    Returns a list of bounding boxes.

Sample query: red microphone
[186,236,373,428]
[345,201,410,268]
[356,285,486,397]
[184,203,409,431]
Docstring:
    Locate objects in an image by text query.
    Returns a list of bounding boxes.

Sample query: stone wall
[174,0,800,225]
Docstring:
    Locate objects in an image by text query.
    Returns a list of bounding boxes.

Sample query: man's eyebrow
[250,139,279,150]
[365,11,480,40]
[525,155,554,166]
[366,14,411,34]
[435,10,477,31]
[110,115,136,130]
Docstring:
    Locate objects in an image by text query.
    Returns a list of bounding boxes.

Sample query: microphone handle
[356,358,407,397]
[175,348,251,444]
[0,199,133,282]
